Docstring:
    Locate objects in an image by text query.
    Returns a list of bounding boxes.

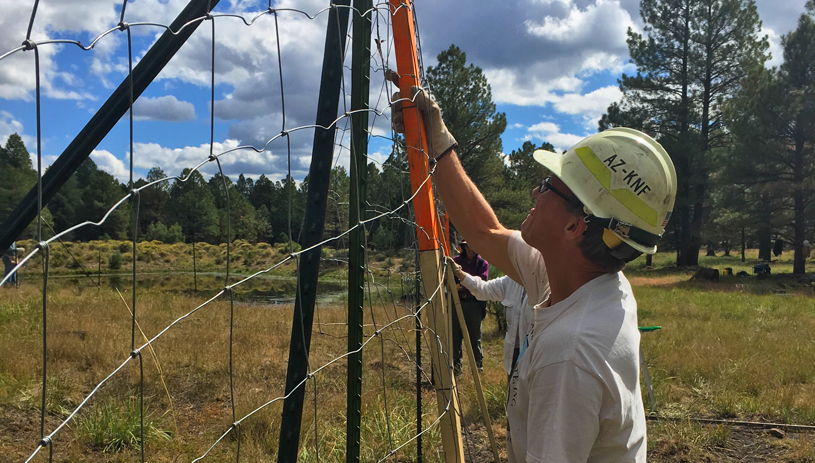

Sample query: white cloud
[579,52,629,75]
[0,111,40,162]
[486,67,584,106]
[0,111,25,145]
[550,85,621,116]
[91,149,129,182]
[132,137,306,180]
[526,121,584,153]
[133,95,196,121]
[525,0,634,46]
[0,0,120,100]
[764,27,784,68]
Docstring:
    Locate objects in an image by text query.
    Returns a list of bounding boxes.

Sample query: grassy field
[2,244,815,461]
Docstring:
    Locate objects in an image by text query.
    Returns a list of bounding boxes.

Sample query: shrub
[171,242,187,256]
[108,251,123,270]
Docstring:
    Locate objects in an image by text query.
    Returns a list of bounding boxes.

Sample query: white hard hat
[533,128,677,254]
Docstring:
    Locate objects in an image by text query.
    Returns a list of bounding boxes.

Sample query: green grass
[2,246,815,461]
[77,397,171,452]
[636,284,815,424]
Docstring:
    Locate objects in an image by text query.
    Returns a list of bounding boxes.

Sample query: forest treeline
[3,0,815,272]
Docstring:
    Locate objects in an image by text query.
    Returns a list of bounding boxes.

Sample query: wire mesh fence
[0,1,492,462]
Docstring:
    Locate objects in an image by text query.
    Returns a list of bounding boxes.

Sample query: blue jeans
[2,255,17,286]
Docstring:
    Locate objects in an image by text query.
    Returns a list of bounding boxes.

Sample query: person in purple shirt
[452,240,489,372]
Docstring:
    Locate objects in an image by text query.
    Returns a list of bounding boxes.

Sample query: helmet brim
[532,149,562,177]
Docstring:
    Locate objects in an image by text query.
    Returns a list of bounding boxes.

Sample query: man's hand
[388,70,457,159]
[446,256,465,280]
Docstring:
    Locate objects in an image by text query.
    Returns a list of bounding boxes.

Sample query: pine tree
[608,0,768,265]
[0,134,42,239]
[167,169,219,243]
[136,167,170,235]
[724,10,815,273]
[426,45,507,200]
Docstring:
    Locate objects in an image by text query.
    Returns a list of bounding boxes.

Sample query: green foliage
[78,397,170,452]
[324,166,350,245]
[167,169,219,243]
[494,141,552,228]
[0,134,39,238]
[135,167,170,236]
[108,251,123,270]
[427,45,506,200]
[208,173,262,243]
[371,225,393,250]
[723,12,815,273]
[608,0,769,266]
[144,223,168,242]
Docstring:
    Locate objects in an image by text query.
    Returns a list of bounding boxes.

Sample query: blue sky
[0,0,807,186]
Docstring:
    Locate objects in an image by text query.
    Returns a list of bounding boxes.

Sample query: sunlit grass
[3,246,815,461]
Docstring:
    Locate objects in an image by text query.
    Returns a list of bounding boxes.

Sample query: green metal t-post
[276,2,350,462]
[346,1,372,462]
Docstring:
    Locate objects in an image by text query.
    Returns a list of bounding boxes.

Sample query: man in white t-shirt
[392,86,677,462]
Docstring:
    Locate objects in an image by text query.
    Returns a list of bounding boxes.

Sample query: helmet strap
[587,218,643,263]
[602,228,624,249]
[609,243,643,263]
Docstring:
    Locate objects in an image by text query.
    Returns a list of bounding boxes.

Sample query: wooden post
[390,2,464,461]
[445,263,500,463]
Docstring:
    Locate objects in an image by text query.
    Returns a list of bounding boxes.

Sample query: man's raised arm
[390,83,520,283]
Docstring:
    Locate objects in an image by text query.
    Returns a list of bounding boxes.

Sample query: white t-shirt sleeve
[507,231,549,306]
[460,275,508,302]
[525,361,603,463]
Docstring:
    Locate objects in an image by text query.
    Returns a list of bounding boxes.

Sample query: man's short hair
[563,200,627,273]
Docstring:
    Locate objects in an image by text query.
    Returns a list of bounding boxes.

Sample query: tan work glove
[388,71,457,159]
[446,256,464,280]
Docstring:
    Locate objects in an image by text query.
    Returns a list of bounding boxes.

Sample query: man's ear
[564,215,587,242]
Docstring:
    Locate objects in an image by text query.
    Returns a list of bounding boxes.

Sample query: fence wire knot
[117,21,129,31]
[38,437,51,448]
[130,349,141,359]
[21,39,35,50]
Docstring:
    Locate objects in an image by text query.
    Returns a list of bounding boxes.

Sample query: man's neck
[543,250,606,305]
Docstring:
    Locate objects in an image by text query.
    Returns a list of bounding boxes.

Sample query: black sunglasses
[538,177,579,205]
